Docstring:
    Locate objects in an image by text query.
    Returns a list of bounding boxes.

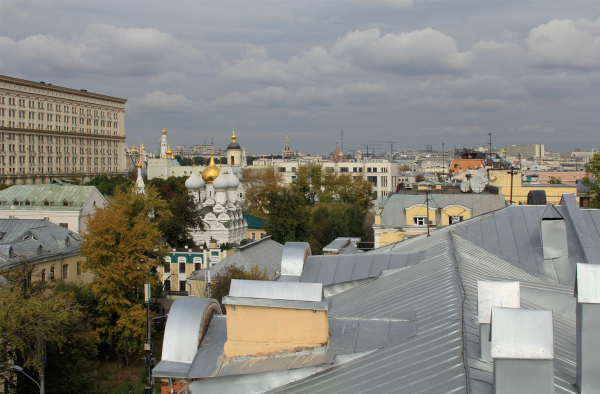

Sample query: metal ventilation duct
[575,263,600,393]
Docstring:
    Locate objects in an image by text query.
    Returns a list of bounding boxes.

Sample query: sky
[1,1,600,156]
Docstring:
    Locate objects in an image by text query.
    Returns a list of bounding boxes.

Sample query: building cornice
[0,75,127,104]
[0,126,126,140]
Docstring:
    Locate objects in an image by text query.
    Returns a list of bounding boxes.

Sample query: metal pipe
[426,189,430,237]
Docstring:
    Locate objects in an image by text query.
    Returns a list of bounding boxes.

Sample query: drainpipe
[575,263,600,393]
[491,307,554,394]
[477,281,520,361]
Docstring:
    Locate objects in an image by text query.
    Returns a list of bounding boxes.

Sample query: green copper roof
[243,214,266,229]
[0,185,102,211]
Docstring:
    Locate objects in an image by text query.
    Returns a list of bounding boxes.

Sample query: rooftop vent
[280,242,311,280]
[477,281,520,361]
[575,263,600,393]
[491,307,554,394]
[222,279,328,359]
[539,203,568,260]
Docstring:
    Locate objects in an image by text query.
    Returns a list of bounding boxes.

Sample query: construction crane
[375,141,400,158]
[360,144,382,159]
[346,149,356,159]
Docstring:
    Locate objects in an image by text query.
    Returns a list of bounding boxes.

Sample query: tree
[241,167,284,218]
[399,164,411,172]
[0,264,89,392]
[293,164,324,206]
[264,188,310,243]
[158,193,203,247]
[210,264,269,310]
[583,153,600,208]
[415,174,426,182]
[549,176,562,184]
[85,175,131,197]
[81,186,168,367]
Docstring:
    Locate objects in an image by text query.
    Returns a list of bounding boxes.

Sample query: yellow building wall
[405,205,436,226]
[441,206,473,226]
[488,169,578,204]
[245,229,266,240]
[224,305,329,358]
[28,255,92,284]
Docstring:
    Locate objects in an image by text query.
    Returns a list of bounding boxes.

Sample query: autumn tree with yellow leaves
[81,186,169,367]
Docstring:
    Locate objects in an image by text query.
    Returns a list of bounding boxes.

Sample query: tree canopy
[81,185,168,365]
[583,153,600,208]
[210,264,270,310]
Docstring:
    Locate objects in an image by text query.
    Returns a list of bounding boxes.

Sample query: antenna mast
[341,116,344,154]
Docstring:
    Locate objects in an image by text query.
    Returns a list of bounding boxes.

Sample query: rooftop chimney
[222,280,329,359]
[539,203,568,260]
[477,281,520,361]
[491,307,554,394]
[575,263,600,393]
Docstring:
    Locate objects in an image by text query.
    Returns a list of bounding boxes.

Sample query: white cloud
[219,45,352,84]
[331,28,473,75]
[526,18,600,69]
[128,91,195,113]
[0,24,204,77]
[148,72,186,85]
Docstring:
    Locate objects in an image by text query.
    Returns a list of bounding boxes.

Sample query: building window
[62,264,68,278]
[340,167,349,172]
[163,262,170,272]
[278,167,285,172]
[59,223,68,229]
[449,216,464,224]
[260,233,265,239]
[44,200,50,206]
[413,216,427,226]
[50,266,55,279]
[164,280,171,291]
[179,262,186,274]
[179,281,187,292]
[63,200,69,206]
[41,269,46,281]
[194,263,201,271]
[77,262,82,275]
[251,232,256,240]
[367,176,378,187]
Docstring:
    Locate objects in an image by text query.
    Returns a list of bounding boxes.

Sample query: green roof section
[0,185,102,211]
[243,214,266,230]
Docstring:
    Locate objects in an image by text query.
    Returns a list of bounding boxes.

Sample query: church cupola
[202,153,220,184]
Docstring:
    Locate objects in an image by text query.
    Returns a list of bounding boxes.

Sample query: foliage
[81,186,168,365]
[0,264,91,392]
[241,167,284,218]
[583,153,600,208]
[549,176,562,184]
[415,174,426,182]
[158,192,203,247]
[85,175,132,197]
[149,176,187,201]
[308,202,369,254]
[293,164,324,206]
[263,188,311,244]
[210,264,269,310]
[399,164,411,172]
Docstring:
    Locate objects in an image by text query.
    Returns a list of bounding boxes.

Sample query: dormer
[43,200,50,206]
[539,203,568,259]
[62,199,69,207]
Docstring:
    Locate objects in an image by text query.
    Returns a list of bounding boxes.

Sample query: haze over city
[2,1,600,154]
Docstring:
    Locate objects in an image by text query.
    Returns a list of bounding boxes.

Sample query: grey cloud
[1,24,204,77]
[128,91,196,113]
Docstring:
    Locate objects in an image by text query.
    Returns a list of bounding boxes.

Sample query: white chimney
[539,203,568,259]
[477,281,520,361]
[575,263,600,393]
[491,307,554,394]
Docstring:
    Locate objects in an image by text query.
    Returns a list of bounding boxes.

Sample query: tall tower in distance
[282,133,293,158]
[160,127,169,158]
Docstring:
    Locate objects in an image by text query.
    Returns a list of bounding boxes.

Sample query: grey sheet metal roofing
[0,184,103,211]
[377,192,506,228]
[0,219,81,269]
[208,237,284,280]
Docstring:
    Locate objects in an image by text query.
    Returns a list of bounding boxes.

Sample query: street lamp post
[144,281,154,394]
[13,365,42,394]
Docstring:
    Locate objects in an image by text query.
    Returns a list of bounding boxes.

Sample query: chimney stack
[575,263,600,393]
[222,280,329,359]
[491,307,554,394]
[477,281,520,361]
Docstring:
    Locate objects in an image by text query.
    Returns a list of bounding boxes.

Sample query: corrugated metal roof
[209,238,284,280]
[0,219,81,268]
[0,185,103,211]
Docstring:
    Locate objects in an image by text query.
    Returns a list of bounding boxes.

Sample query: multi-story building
[275,159,398,199]
[0,75,127,185]
[506,144,545,160]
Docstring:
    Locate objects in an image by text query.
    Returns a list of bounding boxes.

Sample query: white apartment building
[0,75,127,185]
[275,159,398,199]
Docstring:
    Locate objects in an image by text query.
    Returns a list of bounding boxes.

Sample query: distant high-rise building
[506,144,545,160]
[426,143,433,152]
[0,75,127,185]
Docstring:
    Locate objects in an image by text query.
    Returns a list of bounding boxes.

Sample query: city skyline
[2,1,600,154]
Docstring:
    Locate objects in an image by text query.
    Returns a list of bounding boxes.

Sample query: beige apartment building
[0,75,127,185]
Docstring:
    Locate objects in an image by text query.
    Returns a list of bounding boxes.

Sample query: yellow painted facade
[223,305,329,358]
[27,254,92,284]
[404,204,437,227]
[440,205,473,226]
[488,169,578,204]
[245,229,267,241]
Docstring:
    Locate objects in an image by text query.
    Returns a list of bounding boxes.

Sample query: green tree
[158,193,203,247]
[85,175,131,197]
[583,153,600,208]
[549,176,562,184]
[293,164,323,206]
[241,167,284,218]
[0,264,91,392]
[264,188,310,243]
[81,186,168,367]
[210,264,270,310]
[415,174,426,182]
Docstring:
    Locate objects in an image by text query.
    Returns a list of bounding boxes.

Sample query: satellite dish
[471,175,486,193]
[476,168,487,180]
[460,179,470,193]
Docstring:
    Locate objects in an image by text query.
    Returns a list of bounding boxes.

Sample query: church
[184,132,248,246]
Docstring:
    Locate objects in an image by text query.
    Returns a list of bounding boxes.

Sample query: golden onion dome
[162,127,167,135]
[202,153,220,183]
[130,144,137,152]
[140,142,145,150]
